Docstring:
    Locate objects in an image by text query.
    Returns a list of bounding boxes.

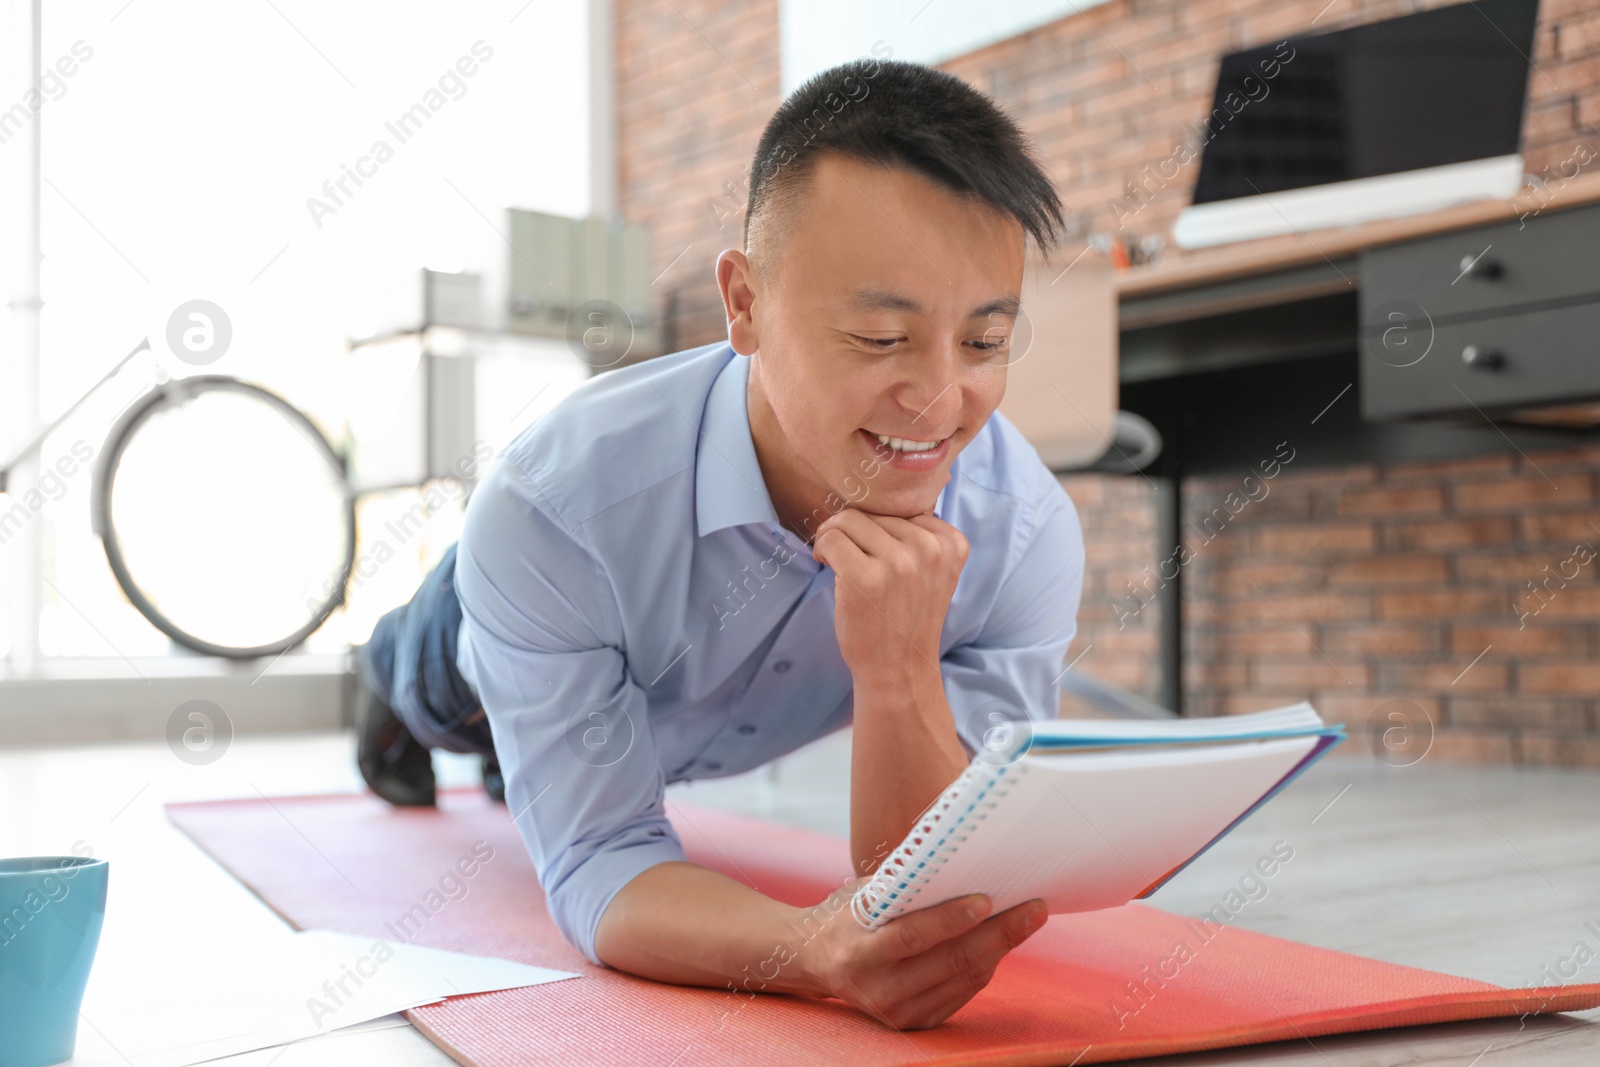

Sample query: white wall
[780,0,1112,92]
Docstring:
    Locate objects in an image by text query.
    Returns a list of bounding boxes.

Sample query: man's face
[724,153,1026,532]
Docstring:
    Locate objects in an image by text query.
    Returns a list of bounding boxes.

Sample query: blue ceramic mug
[0,857,109,1067]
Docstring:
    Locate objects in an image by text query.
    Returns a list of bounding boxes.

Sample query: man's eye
[852,335,902,350]
[969,337,1009,353]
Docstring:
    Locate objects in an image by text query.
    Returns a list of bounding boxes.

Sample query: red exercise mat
[166,790,1600,1066]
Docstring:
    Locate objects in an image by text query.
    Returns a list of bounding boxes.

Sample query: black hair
[743,57,1065,256]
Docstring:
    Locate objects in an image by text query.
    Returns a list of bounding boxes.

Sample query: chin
[860,490,943,519]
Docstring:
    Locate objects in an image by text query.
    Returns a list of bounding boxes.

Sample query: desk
[1101,173,1600,713]
[1118,171,1600,304]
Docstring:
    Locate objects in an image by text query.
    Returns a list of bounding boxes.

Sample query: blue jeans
[359,542,494,756]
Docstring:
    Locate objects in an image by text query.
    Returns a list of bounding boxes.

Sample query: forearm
[592,861,837,999]
[849,662,971,878]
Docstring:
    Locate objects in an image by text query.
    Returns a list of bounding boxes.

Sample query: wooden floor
[5,729,1597,1066]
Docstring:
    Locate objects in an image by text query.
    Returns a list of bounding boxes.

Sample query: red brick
[1518,510,1600,541]
[1273,465,1379,490]
[1320,625,1443,656]
[1385,517,1516,550]
[1314,692,1442,734]
[1220,692,1299,717]
[1525,98,1579,142]
[1326,556,1449,587]
[1551,52,1600,94]
[1522,585,1600,620]
[1452,476,1594,513]
[1520,662,1600,694]
[1380,454,1515,481]
[1201,627,1323,657]
[1185,660,1249,691]
[1189,486,1314,526]
[1375,660,1510,693]
[1214,561,1319,594]
[1248,521,1374,558]
[1546,0,1600,26]
[1252,659,1367,690]
[1228,591,1374,623]
[1377,589,1507,620]
[1450,624,1588,657]
[1456,551,1589,583]
[1449,698,1588,731]
[1084,627,1161,656]
[1088,659,1159,691]
[1232,6,1328,48]
[1337,485,1446,517]
[1059,475,1105,507]
[1566,13,1600,58]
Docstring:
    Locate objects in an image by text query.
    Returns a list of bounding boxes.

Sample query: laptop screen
[1189,0,1539,205]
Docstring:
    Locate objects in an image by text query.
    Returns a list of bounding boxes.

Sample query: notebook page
[1026,701,1322,748]
[856,735,1317,925]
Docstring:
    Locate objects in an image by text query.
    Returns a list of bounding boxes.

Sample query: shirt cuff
[547,827,688,966]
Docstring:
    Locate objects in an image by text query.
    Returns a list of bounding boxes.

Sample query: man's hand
[810,885,1048,1030]
[814,507,973,879]
[592,863,1046,1033]
[812,509,969,682]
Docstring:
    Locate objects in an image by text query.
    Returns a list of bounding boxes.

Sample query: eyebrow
[844,287,1020,320]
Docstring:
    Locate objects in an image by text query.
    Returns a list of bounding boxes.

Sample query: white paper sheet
[65,930,579,1067]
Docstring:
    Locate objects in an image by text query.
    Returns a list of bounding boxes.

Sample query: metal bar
[5,0,44,671]
[1155,474,1184,716]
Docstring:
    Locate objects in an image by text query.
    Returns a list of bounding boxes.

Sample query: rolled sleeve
[454,458,685,966]
[943,476,1086,755]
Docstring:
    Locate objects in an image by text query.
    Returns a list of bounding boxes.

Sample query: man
[357,57,1085,1031]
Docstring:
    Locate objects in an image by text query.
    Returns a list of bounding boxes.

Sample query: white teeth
[873,432,940,453]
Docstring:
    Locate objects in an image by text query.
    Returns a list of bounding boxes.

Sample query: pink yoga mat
[166,789,1600,1065]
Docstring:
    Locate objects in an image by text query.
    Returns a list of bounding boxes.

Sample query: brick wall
[615,0,1600,766]
[1179,451,1600,766]
[615,0,781,353]
[1056,472,1162,704]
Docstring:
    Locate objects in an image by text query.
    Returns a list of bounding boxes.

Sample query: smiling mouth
[859,429,954,470]
[868,431,948,454]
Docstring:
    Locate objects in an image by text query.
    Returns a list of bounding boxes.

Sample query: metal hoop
[90,375,356,660]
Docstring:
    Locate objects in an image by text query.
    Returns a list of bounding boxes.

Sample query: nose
[901,344,962,432]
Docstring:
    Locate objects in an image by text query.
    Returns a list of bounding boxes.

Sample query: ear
[716,249,760,355]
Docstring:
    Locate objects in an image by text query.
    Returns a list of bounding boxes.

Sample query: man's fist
[812,509,968,684]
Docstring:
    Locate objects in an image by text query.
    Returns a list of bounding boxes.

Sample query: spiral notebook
[851,702,1344,926]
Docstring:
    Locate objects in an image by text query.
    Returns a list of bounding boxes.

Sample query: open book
[850,702,1344,927]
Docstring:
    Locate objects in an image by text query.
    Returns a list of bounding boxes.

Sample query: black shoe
[482,755,506,804]
[355,673,437,807]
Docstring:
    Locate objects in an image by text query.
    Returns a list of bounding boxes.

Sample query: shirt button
[702,760,722,772]
[773,660,791,673]
[737,723,757,735]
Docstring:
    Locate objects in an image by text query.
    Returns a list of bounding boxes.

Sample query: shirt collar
[694,347,951,537]
[696,350,780,537]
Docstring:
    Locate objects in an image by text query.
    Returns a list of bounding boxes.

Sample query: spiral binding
[850,760,1030,927]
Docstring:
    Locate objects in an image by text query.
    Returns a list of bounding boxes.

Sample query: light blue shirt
[454,341,1085,965]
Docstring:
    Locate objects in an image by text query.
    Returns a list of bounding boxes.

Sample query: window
[1,0,591,667]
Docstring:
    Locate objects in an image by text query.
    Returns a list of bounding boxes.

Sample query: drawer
[1359,202,1600,326]
[1361,300,1600,419]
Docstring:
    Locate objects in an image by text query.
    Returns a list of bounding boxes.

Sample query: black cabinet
[1359,202,1600,420]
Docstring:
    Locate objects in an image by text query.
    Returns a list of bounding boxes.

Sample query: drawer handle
[1461,345,1504,370]
[1458,253,1502,279]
